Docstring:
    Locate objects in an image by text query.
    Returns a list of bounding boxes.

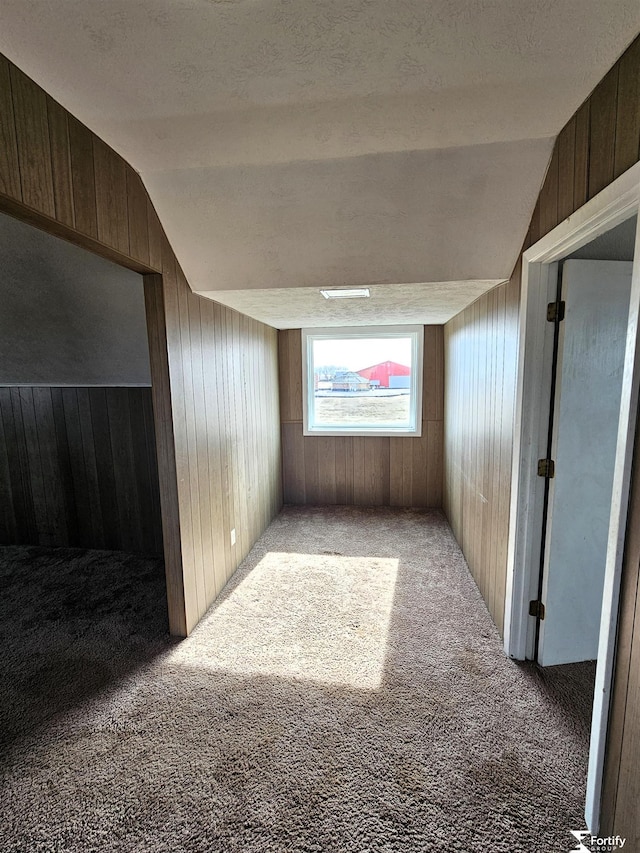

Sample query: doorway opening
[504,161,640,832]
[0,209,163,556]
[536,245,635,667]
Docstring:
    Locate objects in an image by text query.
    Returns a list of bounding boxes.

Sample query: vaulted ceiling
[2,2,639,326]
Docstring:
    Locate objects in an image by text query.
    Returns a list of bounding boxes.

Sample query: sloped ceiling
[1,2,639,327]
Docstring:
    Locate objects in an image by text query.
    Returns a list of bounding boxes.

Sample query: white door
[538,259,633,667]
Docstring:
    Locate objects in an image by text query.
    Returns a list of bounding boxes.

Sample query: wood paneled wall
[278,327,443,507]
[149,276,282,626]
[443,275,520,633]
[443,34,640,835]
[0,53,282,635]
[601,414,640,844]
[0,386,162,553]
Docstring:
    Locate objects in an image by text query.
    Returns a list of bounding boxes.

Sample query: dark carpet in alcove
[0,509,595,852]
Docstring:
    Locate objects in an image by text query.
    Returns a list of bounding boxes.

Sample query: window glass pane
[311,335,414,429]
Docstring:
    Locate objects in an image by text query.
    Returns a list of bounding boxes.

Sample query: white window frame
[302,325,424,437]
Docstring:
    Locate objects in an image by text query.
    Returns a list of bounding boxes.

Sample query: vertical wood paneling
[336,437,352,504]
[93,138,129,254]
[601,415,640,835]
[444,276,519,634]
[614,38,640,179]
[34,387,67,546]
[588,65,619,199]
[528,199,542,248]
[9,65,55,217]
[129,389,156,552]
[214,300,230,576]
[279,329,303,422]
[0,390,21,542]
[0,57,20,198]
[278,325,443,507]
[351,437,367,505]
[423,324,444,421]
[574,101,591,210]
[176,271,205,618]
[614,628,640,848]
[426,420,444,507]
[89,388,121,550]
[539,143,559,236]
[200,302,224,597]
[317,437,337,504]
[75,388,106,548]
[0,406,18,542]
[0,387,162,553]
[141,377,163,554]
[557,117,576,223]
[61,388,99,547]
[146,200,163,272]
[18,388,49,543]
[46,97,74,227]
[303,436,320,504]
[190,298,215,606]
[281,422,304,503]
[228,310,243,561]
[67,116,98,239]
[160,277,282,632]
[106,388,141,552]
[190,294,214,608]
[8,388,38,542]
[126,169,150,266]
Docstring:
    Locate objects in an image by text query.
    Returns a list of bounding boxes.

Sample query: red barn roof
[357,361,411,388]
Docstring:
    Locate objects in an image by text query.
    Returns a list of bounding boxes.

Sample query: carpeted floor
[0,507,595,852]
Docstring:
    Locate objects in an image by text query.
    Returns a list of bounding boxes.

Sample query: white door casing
[503,159,640,832]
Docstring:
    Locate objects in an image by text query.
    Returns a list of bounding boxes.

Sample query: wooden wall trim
[0,52,282,637]
[278,326,443,508]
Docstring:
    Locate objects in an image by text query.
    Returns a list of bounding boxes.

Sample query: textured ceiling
[200,280,503,329]
[147,139,551,290]
[1,2,639,324]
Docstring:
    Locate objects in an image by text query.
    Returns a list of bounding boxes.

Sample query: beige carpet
[0,507,595,852]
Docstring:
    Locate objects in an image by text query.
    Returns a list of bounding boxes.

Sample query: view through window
[302,326,423,436]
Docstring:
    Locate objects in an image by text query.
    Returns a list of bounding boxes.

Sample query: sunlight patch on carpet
[168,551,399,690]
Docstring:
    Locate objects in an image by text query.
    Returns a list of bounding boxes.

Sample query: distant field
[315,394,410,425]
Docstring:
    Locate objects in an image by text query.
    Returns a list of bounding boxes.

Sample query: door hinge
[547,300,566,322]
[529,600,545,620]
[537,458,555,478]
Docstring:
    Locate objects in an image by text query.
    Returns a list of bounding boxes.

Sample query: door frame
[503,159,640,832]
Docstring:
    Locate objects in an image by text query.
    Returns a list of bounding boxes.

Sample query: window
[302,325,424,437]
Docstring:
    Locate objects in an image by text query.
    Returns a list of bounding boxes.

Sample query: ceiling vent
[320,288,370,299]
